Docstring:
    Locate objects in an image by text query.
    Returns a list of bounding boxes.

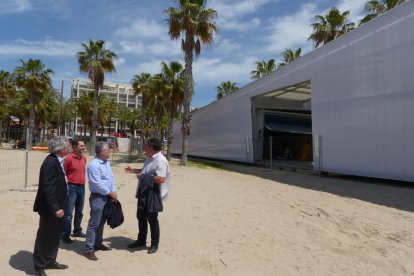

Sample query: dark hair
[71,137,84,147]
[145,137,162,152]
[95,141,108,156]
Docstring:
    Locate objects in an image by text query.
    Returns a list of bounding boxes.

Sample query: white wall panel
[171,1,414,181]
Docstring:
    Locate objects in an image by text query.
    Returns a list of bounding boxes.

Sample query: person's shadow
[59,236,147,256]
[9,250,34,275]
[105,236,148,252]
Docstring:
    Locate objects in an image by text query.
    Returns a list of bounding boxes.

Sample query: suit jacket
[136,173,163,213]
[103,200,124,229]
[33,153,68,216]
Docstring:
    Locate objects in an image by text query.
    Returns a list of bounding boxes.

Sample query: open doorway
[262,112,312,161]
[251,81,312,168]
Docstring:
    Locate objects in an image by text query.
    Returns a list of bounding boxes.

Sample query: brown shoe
[94,244,111,251]
[85,251,98,261]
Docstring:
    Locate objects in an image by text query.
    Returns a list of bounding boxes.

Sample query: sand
[1,157,414,276]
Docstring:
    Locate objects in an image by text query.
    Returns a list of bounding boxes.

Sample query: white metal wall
[171,1,414,182]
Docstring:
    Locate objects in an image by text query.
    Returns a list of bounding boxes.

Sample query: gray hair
[95,141,109,156]
[48,137,67,154]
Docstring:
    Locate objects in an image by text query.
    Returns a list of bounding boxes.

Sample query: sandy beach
[1,157,414,276]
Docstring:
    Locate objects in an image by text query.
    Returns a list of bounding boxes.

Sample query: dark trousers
[33,214,62,269]
[137,202,159,246]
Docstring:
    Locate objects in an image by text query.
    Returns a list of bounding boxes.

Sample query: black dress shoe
[127,240,146,248]
[34,268,47,276]
[72,232,86,238]
[94,244,111,251]
[45,261,68,269]
[62,236,74,244]
[147,245,158,254]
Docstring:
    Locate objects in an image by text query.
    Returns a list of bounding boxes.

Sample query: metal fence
[0,148,48,192]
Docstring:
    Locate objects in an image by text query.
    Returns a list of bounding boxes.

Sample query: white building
[170,2,414,182]
[70,78,141,136]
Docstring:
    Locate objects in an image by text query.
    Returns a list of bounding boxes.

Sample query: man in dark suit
[33,137,70,276]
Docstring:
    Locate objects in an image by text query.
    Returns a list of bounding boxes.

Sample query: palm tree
[359,0,405,25]
[132,72,152,149]
[216,81,238,99]
[0,70,15,127]
[308,8,355,48]
[148,74,169,137]
[278,48,302,67]
[161,61,185,160]
[13,59,53,148]
[250,59,276,80]
[77,39,117,154]
[165,0,219,165]
[75,91,94,138]
[35,89,59,141]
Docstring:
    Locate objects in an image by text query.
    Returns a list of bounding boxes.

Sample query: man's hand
[124,166,133,173]
[55,209,64,218]
[109,192,118,202]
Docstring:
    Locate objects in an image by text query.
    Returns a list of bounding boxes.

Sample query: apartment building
[70,78,141,136]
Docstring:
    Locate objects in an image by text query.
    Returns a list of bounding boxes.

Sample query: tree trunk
[90,85,99,155]
[181,33,195,165]
[27,91,35,149]
[166,105,174,161]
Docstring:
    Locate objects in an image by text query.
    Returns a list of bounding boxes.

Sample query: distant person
[124,137,170,254]
[61,138,87,244]
[84,142,117,261]
[33,137,70,276]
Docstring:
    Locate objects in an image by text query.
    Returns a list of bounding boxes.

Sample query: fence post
[24,150,29,189]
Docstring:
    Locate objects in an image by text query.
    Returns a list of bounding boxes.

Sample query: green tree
[75,91,93,138]
[149,74,169,138]
[132,72,152,144]
[14,59,53,147]
[278,48,302,67]
[0,70,15,126]
[308,8,355,48]
[216,81,238,99]
[165,0,219,165]
[77,39,117,154]
[35,89,59,141]
[250,59,276,80]
[359,0,405,25]
[161,61,185,160]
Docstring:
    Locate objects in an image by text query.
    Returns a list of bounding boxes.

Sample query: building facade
[70,78,141,136]
[170,2,414,182]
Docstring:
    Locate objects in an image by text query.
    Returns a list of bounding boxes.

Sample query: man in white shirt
[124,137,170,254]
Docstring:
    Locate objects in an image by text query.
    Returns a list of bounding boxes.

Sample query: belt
[68,182,84,186]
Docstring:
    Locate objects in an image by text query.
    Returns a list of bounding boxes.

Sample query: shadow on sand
[59,235,147,255]
[189,157,414,213]
[9,250,33,275]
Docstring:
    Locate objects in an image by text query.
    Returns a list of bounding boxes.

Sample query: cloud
[210,0,275,31]
[212,38,242,54]
[336,0,367,22]
[118,39,181,56]
[0,39,80,56]
[114,57,126,67]
[211,0,274,21]
[0,0,31,14]
[114,19,165,38]
[265,3,317,54]
[193,56,257,85]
